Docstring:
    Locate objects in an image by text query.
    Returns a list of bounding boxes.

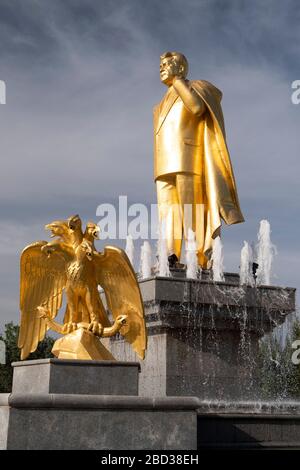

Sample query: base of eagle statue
[52,327,116,361]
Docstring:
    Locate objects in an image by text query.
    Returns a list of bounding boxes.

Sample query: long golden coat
[153,80,244,255]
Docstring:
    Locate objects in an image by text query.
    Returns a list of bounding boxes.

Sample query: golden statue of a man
[154,51,244,268]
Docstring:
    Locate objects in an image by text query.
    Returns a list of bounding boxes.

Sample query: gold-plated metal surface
[154,52,244,267]
[51,328,116,361]
[19,215,146,361]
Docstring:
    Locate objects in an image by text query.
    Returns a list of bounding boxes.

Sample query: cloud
[0,0,299,331]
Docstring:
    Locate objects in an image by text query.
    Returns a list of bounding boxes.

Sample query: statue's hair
[160,51,189,77]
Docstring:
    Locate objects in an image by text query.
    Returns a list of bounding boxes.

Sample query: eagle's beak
[93,227,100,239]
[45,224,55,237]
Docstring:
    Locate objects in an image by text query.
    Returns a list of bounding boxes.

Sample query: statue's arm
[173,78,206,116]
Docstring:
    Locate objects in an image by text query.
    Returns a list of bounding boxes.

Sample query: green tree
[0,322,54,392]
[259,320,300,399]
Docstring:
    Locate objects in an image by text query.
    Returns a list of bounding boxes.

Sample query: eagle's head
[85,222,100,241]
[45,220,69,238]
[68,214,82,232]
[78,240,93,261]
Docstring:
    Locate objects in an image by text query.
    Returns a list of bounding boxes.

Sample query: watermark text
[291,80,300,104]
[292,340,300,365]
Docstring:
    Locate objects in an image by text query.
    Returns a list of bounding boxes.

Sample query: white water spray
[140,241,152,279]
[185,229,198,279]
[212,236,224,282]
[256,219,277,286]
[240,241,254,286]
[157,219,170,277]
[125,234,135,268]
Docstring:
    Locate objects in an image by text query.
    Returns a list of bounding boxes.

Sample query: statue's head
[160,51,188,86]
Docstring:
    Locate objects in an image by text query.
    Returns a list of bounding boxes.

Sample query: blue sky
[0,0,299,329]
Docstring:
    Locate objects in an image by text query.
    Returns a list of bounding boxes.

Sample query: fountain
[111,246,295,402]
[109,225,299,449]
[240,241,254,286]
[125,234,135,267]
[185,229,198,279]
[256,219,277,286]
[140,241,152,279]
[212,236,224,282]
[157,219,170,277]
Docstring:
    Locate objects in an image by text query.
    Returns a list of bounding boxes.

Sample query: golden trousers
[156,174,211,268]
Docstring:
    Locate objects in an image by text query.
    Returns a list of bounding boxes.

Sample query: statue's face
[160,56,181,86]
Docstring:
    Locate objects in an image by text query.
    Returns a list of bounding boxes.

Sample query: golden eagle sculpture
[19,215,146,361]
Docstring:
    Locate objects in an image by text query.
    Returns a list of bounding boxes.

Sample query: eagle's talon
[88,320,103,336]
[62,322,78,334]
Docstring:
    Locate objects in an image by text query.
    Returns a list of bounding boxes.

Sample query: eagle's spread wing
[94,246,147,360]
[19,241,67,359]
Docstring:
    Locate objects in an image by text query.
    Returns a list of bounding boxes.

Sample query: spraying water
[256,220,277,286]
[212,236,224,282]
[240,241,254,286]
[157,219,170,277]
[125,234,135,268]
[185,229,198,279]
[140,241,152,279]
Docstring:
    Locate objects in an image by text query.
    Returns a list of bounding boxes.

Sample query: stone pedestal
[1,394,198,450]
[0,359,198,450]
[110,273,296,401]
[12,358,140,396]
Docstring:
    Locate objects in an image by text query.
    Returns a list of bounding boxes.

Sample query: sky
[0,0,299,331]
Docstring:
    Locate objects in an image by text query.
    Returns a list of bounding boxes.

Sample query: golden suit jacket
[153,80,244,248]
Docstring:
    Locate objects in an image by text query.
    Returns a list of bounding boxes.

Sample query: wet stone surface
[110,275,296,401]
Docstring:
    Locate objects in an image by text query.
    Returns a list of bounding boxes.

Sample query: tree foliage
[259,320,300,399]
[0,322,54,393]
